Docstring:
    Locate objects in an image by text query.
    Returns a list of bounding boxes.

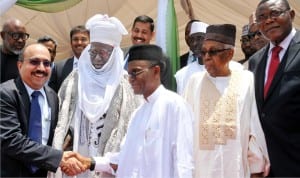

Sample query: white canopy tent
[1,0,300,61]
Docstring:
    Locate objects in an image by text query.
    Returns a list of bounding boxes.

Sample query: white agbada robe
[175,60,243,95]
[184,70,270,178]
[95,85,194,178]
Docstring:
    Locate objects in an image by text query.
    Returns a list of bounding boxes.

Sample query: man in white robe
[74,44,194,178]
[48,14,141,178]
[184,24,270,178]
[175,21,208,95]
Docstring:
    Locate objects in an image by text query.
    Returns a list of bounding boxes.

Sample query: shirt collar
[23,82,46,99]
[144,85,164,103]
[188,50,194,57]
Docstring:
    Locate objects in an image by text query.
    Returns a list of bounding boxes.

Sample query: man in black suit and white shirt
[249,0,300,176]
[48,25,90,92]
[0,44,86,177]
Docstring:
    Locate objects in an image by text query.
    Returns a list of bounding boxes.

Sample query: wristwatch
[90,157,96,171]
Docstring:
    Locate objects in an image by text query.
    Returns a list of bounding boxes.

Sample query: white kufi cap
[190,21,209,35]
[86,14,128,46]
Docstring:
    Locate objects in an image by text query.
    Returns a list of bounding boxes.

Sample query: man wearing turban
[49,14,141,178]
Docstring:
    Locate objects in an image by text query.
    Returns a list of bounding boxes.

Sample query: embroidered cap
[204,24,236,46]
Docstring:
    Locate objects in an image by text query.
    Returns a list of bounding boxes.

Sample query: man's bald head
[1,18,28,55]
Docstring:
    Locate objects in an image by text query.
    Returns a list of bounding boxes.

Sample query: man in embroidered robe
[49,14,141,178]
[183,24,270,178]
[72,44,194,177]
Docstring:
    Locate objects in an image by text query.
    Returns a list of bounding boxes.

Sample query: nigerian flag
[16,0,82,13]
[156,0,180,91]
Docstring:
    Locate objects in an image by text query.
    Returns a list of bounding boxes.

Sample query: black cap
[128,44,163,62]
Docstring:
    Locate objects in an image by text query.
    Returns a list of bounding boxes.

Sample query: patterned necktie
[28,91,42,173]
[264,46,282,98]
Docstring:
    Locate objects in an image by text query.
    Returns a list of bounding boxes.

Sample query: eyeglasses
[200,48,231,57]
[128,64,157,79]
[25,58,52,67]
[5,32,30,40]
[248,31,262,39]
[240,37,250,43]
[88,48,112,59]
[256,9,289,23]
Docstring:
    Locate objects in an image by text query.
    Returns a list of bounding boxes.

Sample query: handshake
[59,151,93,176]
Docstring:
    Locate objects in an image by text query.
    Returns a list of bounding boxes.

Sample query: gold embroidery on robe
[199,71,242,150]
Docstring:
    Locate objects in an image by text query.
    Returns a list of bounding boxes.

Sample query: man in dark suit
[179,19,199,68]
[37,35,58,63]
[249,0,300,176]
[48,25,90,92]
[0,44,86,177]
[0,18,28,83]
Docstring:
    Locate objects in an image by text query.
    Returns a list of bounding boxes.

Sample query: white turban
[190,21,209,35]
[86,14,128,46]
[77,14,127,123]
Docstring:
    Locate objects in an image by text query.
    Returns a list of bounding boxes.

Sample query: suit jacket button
[261,113,266,118]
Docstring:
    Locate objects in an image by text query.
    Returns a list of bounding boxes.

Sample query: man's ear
[17,61,22,72]
[153,65,161,76]
[151,31,155,40]
[225,49,234,63]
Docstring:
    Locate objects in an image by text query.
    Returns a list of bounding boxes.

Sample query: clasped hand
[59,151,92,176]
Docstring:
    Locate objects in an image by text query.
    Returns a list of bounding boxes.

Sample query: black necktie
[28,91,42,173]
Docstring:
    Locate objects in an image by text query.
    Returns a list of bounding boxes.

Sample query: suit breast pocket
[282,70,300,84]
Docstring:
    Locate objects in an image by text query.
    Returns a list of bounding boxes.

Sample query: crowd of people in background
[1,0,300,177]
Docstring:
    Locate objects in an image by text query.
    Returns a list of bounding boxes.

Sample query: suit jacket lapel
[15,77,30,131]
[63,57,74,78]
[255,46,269,109]
[44,86,57,145]
[265,31,300,100]
[284,31,300,69]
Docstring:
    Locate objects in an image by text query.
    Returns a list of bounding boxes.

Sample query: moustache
[133,37,145,41]
[33,70,48,77]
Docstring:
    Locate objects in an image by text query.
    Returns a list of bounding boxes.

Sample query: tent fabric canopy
[1,0,300,61]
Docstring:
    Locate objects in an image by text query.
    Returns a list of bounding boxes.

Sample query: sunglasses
[200,48,231,57]
[6,32,30,40]
[25,58,52,68]
[128,64,158,79]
